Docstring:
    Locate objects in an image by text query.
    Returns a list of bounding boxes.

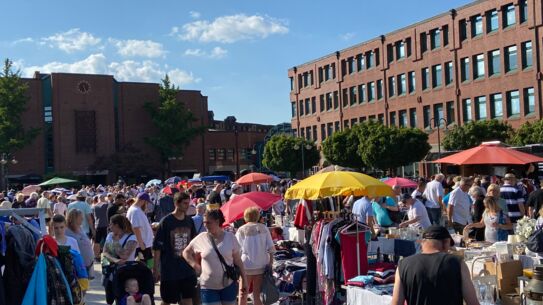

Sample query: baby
[121,278,151,305]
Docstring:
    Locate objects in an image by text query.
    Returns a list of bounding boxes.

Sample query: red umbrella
[220,192,282,225]
[235,173,273,185]
[22,185,41,196]
[383,177,418,188]
[161,185,178,195]
[434,142,543,165]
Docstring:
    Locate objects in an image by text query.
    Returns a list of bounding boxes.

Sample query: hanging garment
[57,246,83,304]
[21,253,48,305]
[339,230,369,284]
[294,199,313,229]
[45,254,73,305]
[4,225,36,305]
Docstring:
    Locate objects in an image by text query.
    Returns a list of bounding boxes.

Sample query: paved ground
[85,262,161,305]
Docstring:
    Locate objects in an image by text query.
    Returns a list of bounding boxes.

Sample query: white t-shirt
[188,232,241,290]
[53,202,67,215]
[449,187,473,225]
[57,236,80,253]
[126,205,154,248]
[422,180,444,209]
[407,200,431,229]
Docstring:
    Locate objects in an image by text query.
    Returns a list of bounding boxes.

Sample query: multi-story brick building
[7,72,271,185]
[289,0,542,174]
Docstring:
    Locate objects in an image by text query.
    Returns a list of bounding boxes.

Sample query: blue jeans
[201,281,238,305]
[426,207,442,225]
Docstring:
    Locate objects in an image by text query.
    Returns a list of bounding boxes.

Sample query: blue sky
[1,0,472,125]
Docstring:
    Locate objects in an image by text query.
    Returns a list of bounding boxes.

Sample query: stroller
[112,261,155,305]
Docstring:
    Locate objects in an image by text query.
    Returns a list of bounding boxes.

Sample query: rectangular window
[368,82,375,101]
[366,51,374,69]
[324,65,330,81]
[396,41,406,59]
[321,124,326,141]
[351,118,358,126]
[350,87,357,106]
[399,110,407,127]
[303,72,309,87]
[524,87,535,115]
[390,112,397,126]
[507,90,520,117]
[306,127,312,140]
[409,108,417,127]
[422,67,429,90]
[335,121,340,132]
[319,95,325,112]
[491,93,503,118]
[446,101,455,124]
[505,45,518,72]
[226,148,234,161]
[388,44,395,63]
[318,67,323,84]
[331,63,336,79]
[445,62,453,85]
[357,54,365,71]
[460,19,467,41]
[408,71,416,93]
[333,91,339,109]
[305,98,310,114]
[348,57,356,74]
[423,106,431,128]
[388,76,396,97]
[421,32,428,53]
[475,96,487,120]
[520,0,528,23]
[471,15,483,37]
[474,54,485,79]
[217,148,225,160]
[489,49,501,76]
[299,100,304,116]
[443,25,449,46]
[434,103,444,127]
[342,88,348,107]
[398,74,406,95]
[377,80,384,100]
[343,120,349,129]
[377,114,384,124]
[289,77,294,91]
[313,126,317,141]
[522,41,533,69]
[430,29,441,49]
[487,10,499,33]
[463,98,473,122]
[326,93,333,110]
[209,149,216,161]
[359,84,366,103]
[311,97,316,114]
[360,116,367,122]
[327,123,334,138]
[461,57,470,82]
[432,64,442,88]
[503,4,516,27]
[291,101,296,117]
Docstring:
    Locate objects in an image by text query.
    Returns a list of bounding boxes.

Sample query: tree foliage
[509,120,543,146]
[322,125,364,169]
[442,120,513,151]
[0,59,40,153]
[144,75,205,174]
[357,121,431,171]
[262,135,319,176]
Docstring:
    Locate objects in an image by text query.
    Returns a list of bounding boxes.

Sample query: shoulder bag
[527,226,543,253]
[208,233,241,281]
[260,267,279,305]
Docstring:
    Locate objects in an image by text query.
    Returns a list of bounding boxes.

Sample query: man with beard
[127,192,154,268]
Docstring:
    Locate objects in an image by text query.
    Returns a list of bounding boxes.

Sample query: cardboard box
[501,293,521,305]
[484,260,523,296]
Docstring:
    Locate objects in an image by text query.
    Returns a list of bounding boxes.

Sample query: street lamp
[429,117,448,171]
[294,142,312,178]
[251,146,259,172]
[0,153,17,192]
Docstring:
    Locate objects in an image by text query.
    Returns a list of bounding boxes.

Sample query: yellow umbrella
[285,171,393,200]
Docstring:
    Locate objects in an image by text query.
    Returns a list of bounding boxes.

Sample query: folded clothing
[346,275,374,287]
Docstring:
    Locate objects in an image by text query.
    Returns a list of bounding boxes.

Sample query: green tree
[0,59,40,153]
[442,120,513,150]
[144,75,205,177]
[510,120,543,146]
[322,125,364,169]
[262,135,319,177]
[357,122,431,172]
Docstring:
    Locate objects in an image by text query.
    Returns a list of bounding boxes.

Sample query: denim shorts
[201,281,238,304]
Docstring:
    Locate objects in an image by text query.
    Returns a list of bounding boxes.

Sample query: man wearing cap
[391,226,479,305]
[399,193,431,229]
[501,173,525,223]
[127,192,155,268]
[68,191,95,238]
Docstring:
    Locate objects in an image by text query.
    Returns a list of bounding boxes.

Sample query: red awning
[433,143,543,165]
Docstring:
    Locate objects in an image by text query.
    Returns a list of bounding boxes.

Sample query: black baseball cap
[422,225,455,246]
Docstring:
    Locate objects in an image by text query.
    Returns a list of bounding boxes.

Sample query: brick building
[8,72,271,184]
[289,0,543,174]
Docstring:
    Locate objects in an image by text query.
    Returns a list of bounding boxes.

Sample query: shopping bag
[21,253,47,305]
[260,268,279,305]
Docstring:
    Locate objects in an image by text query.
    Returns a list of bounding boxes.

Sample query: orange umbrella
[434,143,543,165]
[235,173,273,185]
[220,192,281,225]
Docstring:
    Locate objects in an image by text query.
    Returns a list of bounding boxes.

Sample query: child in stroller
[113,261,155,305]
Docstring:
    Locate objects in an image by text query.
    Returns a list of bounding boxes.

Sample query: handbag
[208,233,241,281]
[527,227,543,253]
[260,267,279,305]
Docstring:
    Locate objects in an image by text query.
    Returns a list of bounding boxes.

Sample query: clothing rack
[0,208,47,236]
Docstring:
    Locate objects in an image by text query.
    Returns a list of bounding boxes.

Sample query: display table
[345,286,393,305]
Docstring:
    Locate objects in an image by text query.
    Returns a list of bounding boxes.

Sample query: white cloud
[109,39,166,58]
[11,37,34,46]
[41,28,101,53]
[340,32,356,41]
[189,11,201,19]
[177,14,289,43]
[20,54,199,87]
[183,46,228,59]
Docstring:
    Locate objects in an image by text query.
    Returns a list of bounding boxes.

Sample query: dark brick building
[8,72,271,184]
[289,0,543,175]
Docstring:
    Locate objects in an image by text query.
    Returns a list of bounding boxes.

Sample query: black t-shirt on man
[152,213,196,281]
[399,252,463,305]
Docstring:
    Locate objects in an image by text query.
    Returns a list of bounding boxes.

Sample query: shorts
[93,227,108,245]
[201,282,238,305]
[160,276,197,303]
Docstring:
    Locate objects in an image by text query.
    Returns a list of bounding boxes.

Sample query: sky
[1,0,472,125]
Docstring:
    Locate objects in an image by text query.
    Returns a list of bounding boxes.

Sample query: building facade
[8,72,271,184]
[289,0,543,160]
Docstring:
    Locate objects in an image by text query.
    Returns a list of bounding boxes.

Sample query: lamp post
[0,153,18,192]
[294,142,312,178]
[251,145,260,172]
[429,117,448,171]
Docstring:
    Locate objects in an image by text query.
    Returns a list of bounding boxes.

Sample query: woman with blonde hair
[66,209,95,276]
[13,192,25,209]
[486,183,508,213]
[464,196,512,243]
